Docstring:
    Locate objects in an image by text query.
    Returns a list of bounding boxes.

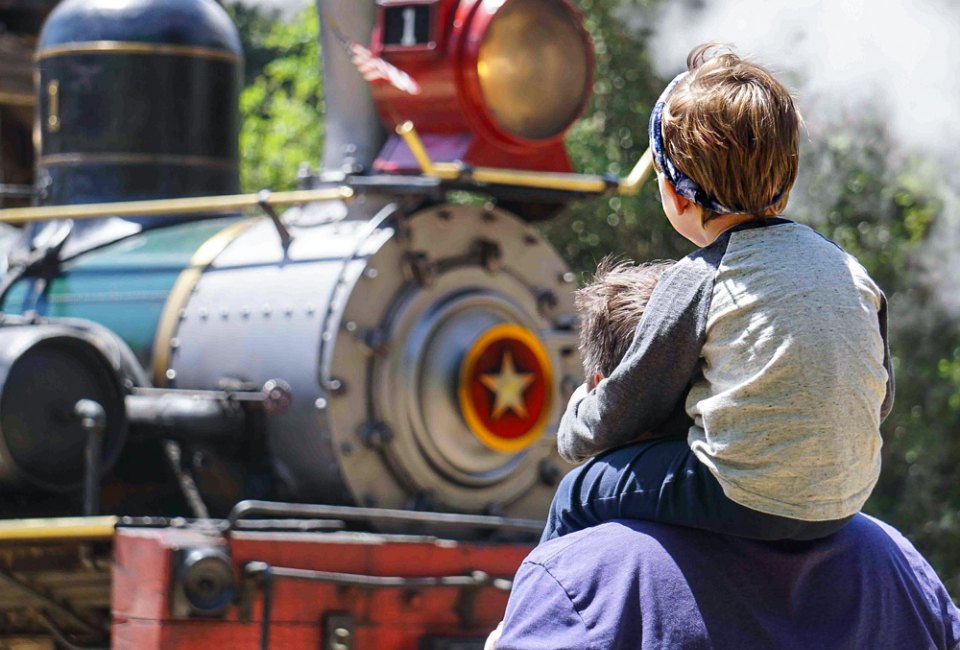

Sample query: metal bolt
[326,378,345,394]
[165,369,177,381]
[344,321,357,332]
[536,289,559,316]
[364,268,379,279]
[560,271,577,284]
[554,314,578,331]
[220,309,229,320]
[358,421,393,449]
[361,328,387,354]
[199,308,209,320]
[170,337,180,349]
[314,398,328,410]
[322,331,333,342]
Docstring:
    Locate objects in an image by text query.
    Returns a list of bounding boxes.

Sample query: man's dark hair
[576,257,675,378]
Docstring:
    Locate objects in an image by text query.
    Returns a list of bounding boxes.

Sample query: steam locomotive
[0,0,651,646]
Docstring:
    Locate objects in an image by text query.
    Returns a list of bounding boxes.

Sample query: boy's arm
[878,293,895,422]
[557,255,717,462]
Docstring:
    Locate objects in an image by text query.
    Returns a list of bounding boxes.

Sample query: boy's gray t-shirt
[558,218,893,521]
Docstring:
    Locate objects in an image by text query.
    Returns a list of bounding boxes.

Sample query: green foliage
[225,2,288,84]
[237,3,325,191]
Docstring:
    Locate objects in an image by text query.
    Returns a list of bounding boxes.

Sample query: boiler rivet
[315,398,328,410]
[165,369,177,380]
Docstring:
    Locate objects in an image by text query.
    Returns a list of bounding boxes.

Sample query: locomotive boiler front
[162,201,580,517]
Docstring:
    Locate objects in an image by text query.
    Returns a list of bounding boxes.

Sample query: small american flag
[348,40,421,96]
[326,18,421,96]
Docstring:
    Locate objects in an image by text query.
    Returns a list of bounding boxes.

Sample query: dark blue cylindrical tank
[34,0,243,210]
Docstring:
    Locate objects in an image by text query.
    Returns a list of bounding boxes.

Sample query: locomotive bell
[34,0,242,208]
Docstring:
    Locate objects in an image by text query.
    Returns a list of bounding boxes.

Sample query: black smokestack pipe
[315,0,385,177]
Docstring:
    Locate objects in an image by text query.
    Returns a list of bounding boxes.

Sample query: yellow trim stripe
[0,91,34,107]
[151,218,259,386]
[39,152,238,170]
[38,41,240,64]
[0,186,355,224]
[458,323,554,453]
[0,516,117,542]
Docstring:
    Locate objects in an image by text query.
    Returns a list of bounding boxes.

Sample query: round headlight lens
[477,0,592,141]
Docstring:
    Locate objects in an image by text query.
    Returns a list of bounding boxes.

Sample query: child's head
[650,43,801,233]
[576,257,674,387]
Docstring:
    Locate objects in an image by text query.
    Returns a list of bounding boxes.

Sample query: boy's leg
[542,438,852,542]
[541,439,689,542]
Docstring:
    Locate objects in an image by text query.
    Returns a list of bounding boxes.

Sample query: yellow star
[480,350,535,420]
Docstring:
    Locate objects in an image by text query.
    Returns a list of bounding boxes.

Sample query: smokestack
[315,0,385,176]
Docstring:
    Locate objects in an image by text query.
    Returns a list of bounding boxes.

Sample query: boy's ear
[660,175,694,215]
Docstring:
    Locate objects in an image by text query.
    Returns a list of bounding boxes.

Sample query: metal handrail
[227,499,545,535]
[0,186,355,224]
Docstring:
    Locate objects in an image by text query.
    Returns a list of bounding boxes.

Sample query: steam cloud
[639,0,960,157]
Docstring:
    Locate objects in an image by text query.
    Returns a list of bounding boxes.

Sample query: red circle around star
[458,324,553,452]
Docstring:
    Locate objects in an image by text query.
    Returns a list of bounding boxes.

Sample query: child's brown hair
[576,257,674,379]
[662,43,801,222]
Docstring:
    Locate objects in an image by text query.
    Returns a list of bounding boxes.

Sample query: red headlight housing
[371,0,594,173]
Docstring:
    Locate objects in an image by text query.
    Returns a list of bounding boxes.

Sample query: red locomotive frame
[111,504,535,649]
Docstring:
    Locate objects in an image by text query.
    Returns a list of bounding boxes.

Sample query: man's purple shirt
[498,514,960,649]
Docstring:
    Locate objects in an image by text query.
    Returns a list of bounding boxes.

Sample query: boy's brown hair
[662,43,801,221]
[576,257,675,379]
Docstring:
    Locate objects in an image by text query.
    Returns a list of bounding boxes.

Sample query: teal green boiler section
[1,218,242,367]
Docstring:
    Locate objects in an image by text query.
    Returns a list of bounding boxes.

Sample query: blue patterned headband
[648,72,785,215]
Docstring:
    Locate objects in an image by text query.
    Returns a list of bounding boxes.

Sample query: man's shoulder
[523,519,704,583]
[508,517,960,650]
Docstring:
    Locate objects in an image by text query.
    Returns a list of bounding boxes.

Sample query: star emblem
[480,351,535,420]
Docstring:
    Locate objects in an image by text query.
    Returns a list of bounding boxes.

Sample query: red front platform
[112,525,531,649]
